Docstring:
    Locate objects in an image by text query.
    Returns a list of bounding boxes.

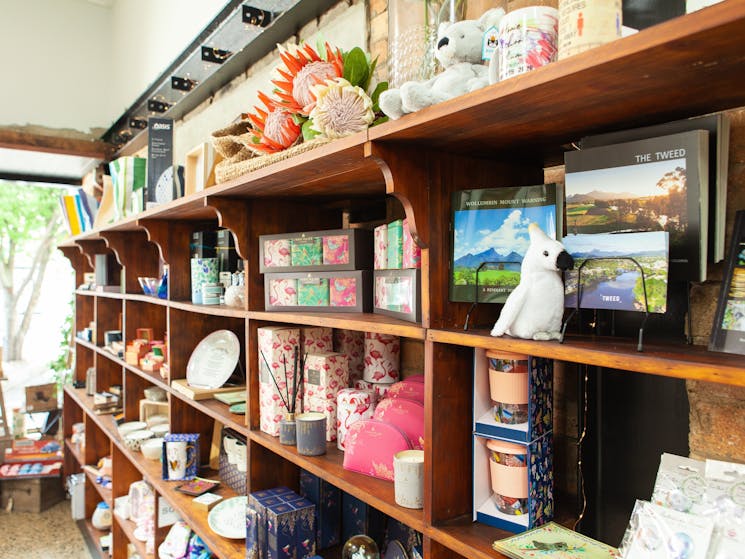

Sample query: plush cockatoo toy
[490,223,574,340]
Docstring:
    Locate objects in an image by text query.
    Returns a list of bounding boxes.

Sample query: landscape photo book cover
[450,184,560,304]
[563,231,670,313]
[564,130,708,282]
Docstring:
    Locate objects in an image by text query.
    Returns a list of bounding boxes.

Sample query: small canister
[487,350,529,424]
[486,438,529,515]
[336,388,375,451]
[363,332,400,383]
[296,412,327,456]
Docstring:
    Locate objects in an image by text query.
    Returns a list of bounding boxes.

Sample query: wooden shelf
[125,293,169,306]
[169,299,248,318]
[65,385,244,559]
[84,465,113,507]
[75,338,99,352]
[65,437,85,466]
[427,520,512,559]
[169,386,248,437]
[369,1,745,159]
[247,311,425,339]
[249,430,426,534]
[428,329,745,386]
[114,514,152,559]
[78,520,109,558]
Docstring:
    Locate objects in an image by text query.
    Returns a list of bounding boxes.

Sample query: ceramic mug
[166,440,191,479]
[296,412,327,456]
[190,257,219,304]
[393,450,425,509]
[234,440,247,473]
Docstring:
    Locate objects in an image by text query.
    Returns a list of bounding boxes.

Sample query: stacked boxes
[258,326,302,437]
[373,219,422,322]
[472,349,554,533]
[303,352,350,441]
[299,470,341,550]
[260,229,373,313]
[247,487,316,559]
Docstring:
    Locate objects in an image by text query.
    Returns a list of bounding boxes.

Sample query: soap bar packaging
[333,329,365,384]
[374,224,388,270]
[298,277,329,306]
[264,271,372,313]
[299,470,341,549]
[387,220,403,269]
[402,219,421,269]
[260,229,372,273]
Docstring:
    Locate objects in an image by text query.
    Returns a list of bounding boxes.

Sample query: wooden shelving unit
[60,3,745,558]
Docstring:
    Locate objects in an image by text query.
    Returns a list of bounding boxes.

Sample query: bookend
[464,261,521,331]
[560,257,651,352]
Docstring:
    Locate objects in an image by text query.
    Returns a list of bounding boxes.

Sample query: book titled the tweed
[493,522,620,559]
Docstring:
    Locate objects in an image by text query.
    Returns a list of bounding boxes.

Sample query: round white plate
[208,496,247,539]
[186,330,240,389]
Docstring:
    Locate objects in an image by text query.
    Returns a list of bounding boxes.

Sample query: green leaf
[302,119,321,141]
[370,81,388,109]
[291,114,308,125]
[372,115,389,126]
[342,47,369,88]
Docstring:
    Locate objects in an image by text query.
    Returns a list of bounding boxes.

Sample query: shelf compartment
[428,329,745,386]
[249,429,426,534]
[83,464,113,508]
[113,514,152,559]
[95,296,124,347]
[169,387,248,437]
[247,310,426,340]
[369,1,745,159]
[426,520,513,559]
[78,520,110,559]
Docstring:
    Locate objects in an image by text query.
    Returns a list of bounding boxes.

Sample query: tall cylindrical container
[558,0,622,60]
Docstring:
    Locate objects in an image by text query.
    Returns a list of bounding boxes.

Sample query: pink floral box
[268,277,298,306]
[374,224,388,270]
[301,327,333,354]
[342,419,413,481]
[264,271,372,313]
[329,277,359,307]
[303,352,350,405]
[373,269,421,323]
[258,326,302,436]
[263,238,292,268]
[305,395,339,442]
[333,329,365,384]
[363,332,400,383]
[402,218,422,269]
[323,235,350,265]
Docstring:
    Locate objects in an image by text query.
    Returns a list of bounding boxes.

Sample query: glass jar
[387,0,469,87]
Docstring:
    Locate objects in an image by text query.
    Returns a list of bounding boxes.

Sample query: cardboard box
[258,327,302,436]
[25,383,57,412]
[373,269,421,323]
[260,228,373,273]
[265,271,372,313]
[473,433,553,533]
[299,470,341,550]
[0,476,64,512]
[473,348,553,444]
[333,329,365,384]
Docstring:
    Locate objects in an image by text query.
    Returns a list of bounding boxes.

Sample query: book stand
[463,261,521,330]
[560,257,651,352]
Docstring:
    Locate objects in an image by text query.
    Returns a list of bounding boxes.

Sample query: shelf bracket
[101,230,161,294]
[75,239,111,271]
[366,142,429,249]
[204,196,251,260]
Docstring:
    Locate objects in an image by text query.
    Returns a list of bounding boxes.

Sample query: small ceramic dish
[118,421,147,437]
[143,386,167,402]
[146,414,168,428]
[124,429,154,452]
[140,437,164,460]
[150,423,170,437]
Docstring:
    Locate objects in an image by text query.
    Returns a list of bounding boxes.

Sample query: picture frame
[709,209,745,355]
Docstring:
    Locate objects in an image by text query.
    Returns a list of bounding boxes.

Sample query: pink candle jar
[486,438,528,516]
[487,350,529,424]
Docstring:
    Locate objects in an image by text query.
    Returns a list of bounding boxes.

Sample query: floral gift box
[264,271,372,313]
[259,229,372,273]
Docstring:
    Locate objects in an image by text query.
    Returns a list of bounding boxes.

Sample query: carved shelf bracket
[204,196,251,260]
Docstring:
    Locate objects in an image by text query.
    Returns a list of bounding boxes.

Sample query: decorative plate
[207,496,247,539]
[384,540,409,559]
[186,330,240,389]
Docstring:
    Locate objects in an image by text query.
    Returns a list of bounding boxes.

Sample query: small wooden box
[0,476,64,512]
[25,383,58,412]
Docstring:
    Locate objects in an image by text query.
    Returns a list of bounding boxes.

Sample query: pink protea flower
[246,91,301,154]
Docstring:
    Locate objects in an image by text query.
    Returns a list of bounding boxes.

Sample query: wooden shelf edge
[113,514,152,559]
[427,329,745,386]
[83,465,113,507]
[247,310,425,339]
[168,386,249,436]
[77,519,109,559]
[65,437,85,466]
[426,520,513,559]
[75,338,99,352]
[249,429,426,533]
[169,299,248,318]
[125,293,169,306]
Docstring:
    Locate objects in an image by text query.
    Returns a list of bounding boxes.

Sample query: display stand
[560,257,651,352]
[463,261,521,330]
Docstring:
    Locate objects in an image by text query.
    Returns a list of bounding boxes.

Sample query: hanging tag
[482,25,499,62]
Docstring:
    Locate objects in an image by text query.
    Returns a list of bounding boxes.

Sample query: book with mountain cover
[564,130,709,282]
[449,184,561,304]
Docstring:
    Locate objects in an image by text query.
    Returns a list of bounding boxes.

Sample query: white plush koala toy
[490,223,574,341]
[379,8,504,120]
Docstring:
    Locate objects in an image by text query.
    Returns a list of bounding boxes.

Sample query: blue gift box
[473,349,553,444]
[248,488,317,559]
[341,493,387,549]
[267,498,316,559]
[385,518,421,555]
[299,470,341,550]
[473,432,553,533]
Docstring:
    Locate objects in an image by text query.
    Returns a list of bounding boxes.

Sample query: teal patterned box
[298,277,329,306]
[291,237,322,267]
[387,220,403,269]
